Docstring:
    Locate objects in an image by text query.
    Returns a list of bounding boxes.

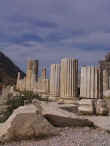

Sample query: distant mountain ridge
[0,51,25,85]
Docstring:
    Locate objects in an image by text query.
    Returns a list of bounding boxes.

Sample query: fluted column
[41,68,46,79]
[16,72,21,90]
[60,58,78,99]
[50,64,60,97]
[103,70,109,91]
[80,66,103,99]
[32,60,39,81]
[26,60,33,91]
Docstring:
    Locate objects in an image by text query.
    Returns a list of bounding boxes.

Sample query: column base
[57,97,78,104]
[48,96,60,102]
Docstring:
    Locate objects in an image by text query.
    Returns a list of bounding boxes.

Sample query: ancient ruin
[100,52,110,91]
[60,58,78,99]
[15,55,109,115]
[80,66,103,99]
[16,59,49,95]
[16,58,79,100]
[50,64,60,97]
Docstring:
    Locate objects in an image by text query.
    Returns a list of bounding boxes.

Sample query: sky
[0,0,110,74]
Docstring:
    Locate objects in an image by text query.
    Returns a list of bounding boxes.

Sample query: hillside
[0,52,25,85]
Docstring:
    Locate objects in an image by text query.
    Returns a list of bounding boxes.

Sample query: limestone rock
[96,99,109,115]
[58,98,78,104]
[48,96,57,102]
[0,104,58,143]
[103,90,110,97]
[41,102,94,127]
[44,114,93,127]
[78,99,95,115]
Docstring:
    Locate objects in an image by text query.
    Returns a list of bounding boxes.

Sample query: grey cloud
[0,0,110,72]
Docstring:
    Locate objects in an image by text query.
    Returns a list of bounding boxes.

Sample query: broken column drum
[50,64,60,97]
[80,66,103,99]
[60,58,78,98]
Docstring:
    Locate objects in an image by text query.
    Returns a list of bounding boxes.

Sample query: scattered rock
[103,90,110,97]
[44,114,94,127]
[48,96,57,102]
[78,99,95,115]
[0,104,58,143]
[96,99,109,115]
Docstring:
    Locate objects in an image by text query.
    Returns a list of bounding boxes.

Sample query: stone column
[80,66,103,99]
[16,72,21,90]
[26,60,33,91]
[41,68,46,79]
[60,58,78,99]
[32,60,39,81]
[50,64,60,97]
[103,70,109,91]
[25,59,38,91]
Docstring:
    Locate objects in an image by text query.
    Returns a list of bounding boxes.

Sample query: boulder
[103,90,110,98]
[96,99,109,115]
[0,103,58,143]
[48,96,57,102]
[44,114,94,127]
[41,102,94,127]
[78,99,95,115]
[58,98,78,104]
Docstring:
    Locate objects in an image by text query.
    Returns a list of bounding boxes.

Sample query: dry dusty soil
[1,99,110,146]
[0,127,110,146]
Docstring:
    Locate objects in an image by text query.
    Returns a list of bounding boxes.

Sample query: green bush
[5,91,40,120]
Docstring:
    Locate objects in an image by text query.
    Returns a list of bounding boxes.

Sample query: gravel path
[1,127,110,146]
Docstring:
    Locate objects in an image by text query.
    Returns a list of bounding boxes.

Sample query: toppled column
[60,58,78,99]
[50,64,60,97]
[80,66,103,99]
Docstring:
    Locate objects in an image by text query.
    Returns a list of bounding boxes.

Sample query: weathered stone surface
[78,99,95,115]
[58,98,78,104]
[103,90,110,97]
[50,64,60,97]
[39,101,110,132]
[48,96,57,102]
[96,99,109,115]
[41,102,94,127]
[44,114,93,127]
[60,58,78,99]
[0,104,58,143]
[80,66,103,99]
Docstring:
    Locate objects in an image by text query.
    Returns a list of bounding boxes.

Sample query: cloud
[0,0,110,74]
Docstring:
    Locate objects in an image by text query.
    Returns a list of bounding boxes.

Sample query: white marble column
[60,58,78,99]
[80,66,103,99]
[50,64,60,97]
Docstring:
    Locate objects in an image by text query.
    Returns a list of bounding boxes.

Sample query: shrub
[5,91,40,120]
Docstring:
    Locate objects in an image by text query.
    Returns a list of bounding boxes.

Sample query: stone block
[78,99,95,115]
[96,99,109,115]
